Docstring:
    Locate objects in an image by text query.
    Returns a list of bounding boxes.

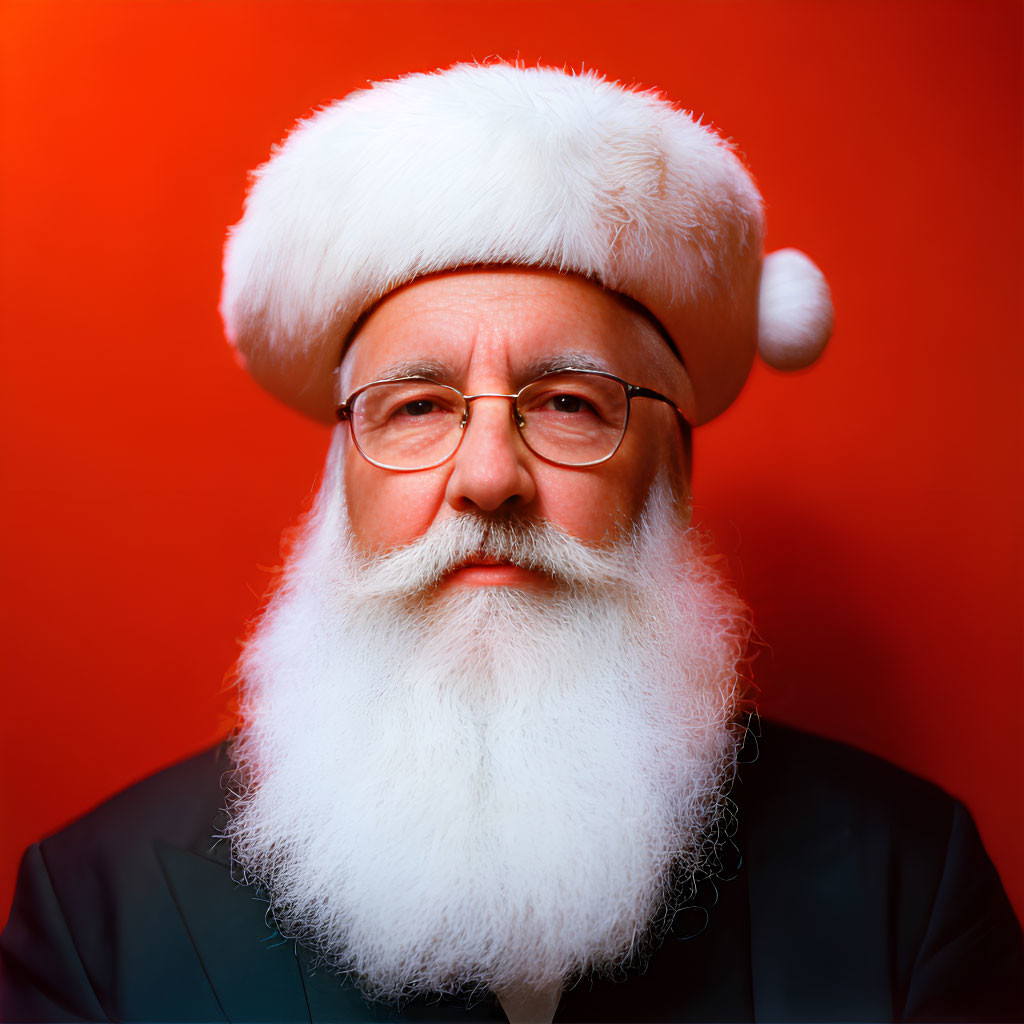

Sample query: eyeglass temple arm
[626,384,691,424]
[628,384,694,478]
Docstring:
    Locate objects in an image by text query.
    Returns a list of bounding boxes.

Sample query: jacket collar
[156,721,886,1022]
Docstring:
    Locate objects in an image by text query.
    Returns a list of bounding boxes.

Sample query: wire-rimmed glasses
[335,367,688,471]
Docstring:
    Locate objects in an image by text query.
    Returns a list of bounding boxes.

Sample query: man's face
[230,276,746,998]
[341,268,691,588]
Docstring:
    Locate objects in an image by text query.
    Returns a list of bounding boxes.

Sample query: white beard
[226,432,750,1002]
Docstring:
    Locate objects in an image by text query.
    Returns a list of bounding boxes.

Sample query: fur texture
[221,63,832,426]
[757,249,834,369]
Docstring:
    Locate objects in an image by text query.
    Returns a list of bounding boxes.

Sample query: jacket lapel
[156,840,427,1022]
[155,841,314,1022]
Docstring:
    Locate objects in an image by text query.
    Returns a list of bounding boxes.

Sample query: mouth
[461,552,509,567]
[443,554,550,590]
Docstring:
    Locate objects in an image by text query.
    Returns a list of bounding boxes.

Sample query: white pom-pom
[757,248,833,370]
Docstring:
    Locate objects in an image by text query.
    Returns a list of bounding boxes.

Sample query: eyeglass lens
[349,372,629,470]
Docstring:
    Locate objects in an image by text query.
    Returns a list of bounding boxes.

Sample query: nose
[444,395,537,513]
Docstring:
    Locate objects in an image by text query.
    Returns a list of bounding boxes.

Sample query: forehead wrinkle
[340,271,680,395]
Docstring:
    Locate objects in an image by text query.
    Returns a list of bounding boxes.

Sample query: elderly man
[2,63,1020,1023]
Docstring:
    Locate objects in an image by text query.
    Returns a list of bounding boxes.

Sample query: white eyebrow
[372,359,454,381]
[342,359,457,397]
[340,351,615,400]
[519,351,613,381]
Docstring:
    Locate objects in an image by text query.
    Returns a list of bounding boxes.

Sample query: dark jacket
[2,723,1021,1023]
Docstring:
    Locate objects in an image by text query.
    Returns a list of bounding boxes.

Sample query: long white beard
[226,433,750,1002]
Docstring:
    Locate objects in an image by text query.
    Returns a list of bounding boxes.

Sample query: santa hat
[221,62,832,425]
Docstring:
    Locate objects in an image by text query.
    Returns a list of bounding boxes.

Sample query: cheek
[548,409,684,536]
[531,462,659,542]
[343,448,447,552]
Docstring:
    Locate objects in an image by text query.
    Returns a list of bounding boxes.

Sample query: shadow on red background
[1,0,1021,926]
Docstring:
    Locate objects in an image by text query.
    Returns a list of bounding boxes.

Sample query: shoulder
[38,742,230,871]
[2,744,237,1021]
[739,718,974,931]
[26,742,233,933]
[743,718,957,840]
[748,716,943,792]
[739,719,1023,1021]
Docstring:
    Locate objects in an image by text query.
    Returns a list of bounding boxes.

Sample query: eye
[540,392,598,415]
[517,373,625,429]
[354,380,462,433]
[401,399,438,417]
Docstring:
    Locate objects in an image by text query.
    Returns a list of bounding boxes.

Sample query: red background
[2,0,1021,926]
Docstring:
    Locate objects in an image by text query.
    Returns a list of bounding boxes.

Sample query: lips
[441,555,549,590]
[444,556,518,578]
[458,552,513,568]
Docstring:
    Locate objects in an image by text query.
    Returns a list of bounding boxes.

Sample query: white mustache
[349,514,640,600]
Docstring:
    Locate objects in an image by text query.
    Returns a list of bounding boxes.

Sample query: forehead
[341,268,676,388]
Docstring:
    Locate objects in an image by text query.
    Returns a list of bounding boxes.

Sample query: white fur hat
[221,63,832,425]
